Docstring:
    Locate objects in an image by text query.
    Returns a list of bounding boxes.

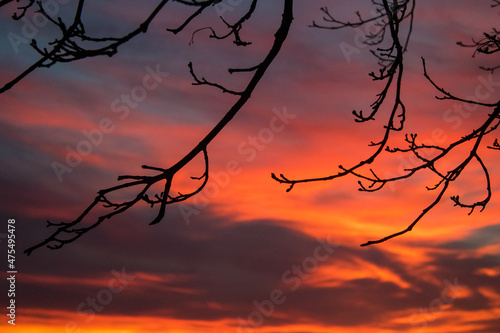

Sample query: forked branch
[0,0,226,94]
[275,0,499,247]
[25,0,294,255]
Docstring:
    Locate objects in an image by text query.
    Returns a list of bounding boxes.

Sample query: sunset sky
[1,1,500,332]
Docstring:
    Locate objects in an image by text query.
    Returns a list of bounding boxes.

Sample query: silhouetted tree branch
[457,1,500,72]
[0,0,224,94]
[1,0,35,19]
[0,0,494,253]
[273,0,411,189]
[188,0,258,46]
[273,0,500,247]
[23,0,294,255]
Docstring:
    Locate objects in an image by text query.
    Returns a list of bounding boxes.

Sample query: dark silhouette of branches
[361,60,500,245]
[188,0,258,46]
[457,28,500,73]
[273,0,500,246]
[0,0,35,19]
[1,0,495,254]
[489,138,500,150]
[457,1,500,72]
[311,0,415,55]
[24,0,294,255]
[273,0,412,189]
[0,0,14,8]
[0,0,226,94]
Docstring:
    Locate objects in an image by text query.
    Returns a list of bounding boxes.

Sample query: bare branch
[189,0,258,46]
[361,179,450,246]
[274,0,499,247]
[188,62,243,95]
[1,0,178,94]
[25,0,294,255]
[274,0,410,190]
[457,2,500,71]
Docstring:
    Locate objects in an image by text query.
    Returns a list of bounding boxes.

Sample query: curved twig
[25,0,294,255]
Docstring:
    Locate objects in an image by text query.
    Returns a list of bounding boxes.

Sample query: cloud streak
[0,1,499,332]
